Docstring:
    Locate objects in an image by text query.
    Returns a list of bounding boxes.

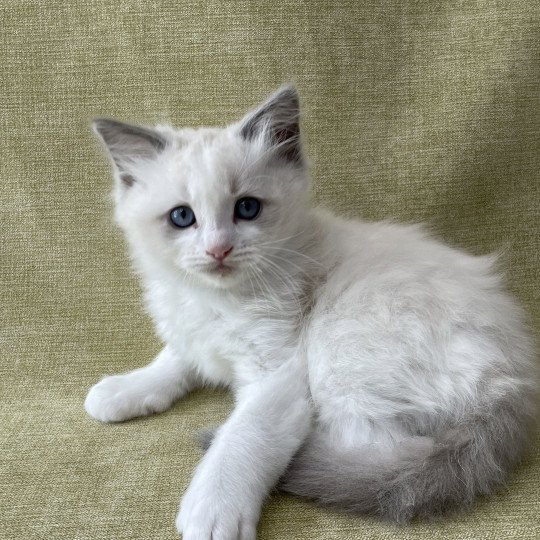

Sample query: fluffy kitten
[85,86,537,539]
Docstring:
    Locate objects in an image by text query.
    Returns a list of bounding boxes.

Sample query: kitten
[86,85,537,539]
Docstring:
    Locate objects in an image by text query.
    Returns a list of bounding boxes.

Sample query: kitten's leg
[176,358,311,540]
[84,344,196,423]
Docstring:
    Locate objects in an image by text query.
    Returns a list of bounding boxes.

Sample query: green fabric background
[1,1,538,538]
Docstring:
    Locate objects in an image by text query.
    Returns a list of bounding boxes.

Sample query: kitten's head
[93,86,309,289]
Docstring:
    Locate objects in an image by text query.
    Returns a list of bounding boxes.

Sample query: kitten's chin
[199,273,242,289]
[187,264,243,289]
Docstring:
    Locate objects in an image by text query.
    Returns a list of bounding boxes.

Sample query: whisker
[264,252,318,284]
[244,264,258,303]
[263,246,325,268]
[246,264,282,312]
[255,230,308,248]
[253,255,304,314]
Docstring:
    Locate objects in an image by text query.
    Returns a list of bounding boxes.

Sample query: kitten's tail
[279,400,535,523]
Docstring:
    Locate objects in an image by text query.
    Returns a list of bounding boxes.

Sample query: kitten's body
[86,87,537,539]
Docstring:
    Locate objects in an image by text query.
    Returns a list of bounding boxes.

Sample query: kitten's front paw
[176,484,257,540]
[84,374,171,423]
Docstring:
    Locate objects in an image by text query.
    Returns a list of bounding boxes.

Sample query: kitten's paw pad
[84,374,169,422]
[176,492,257,540]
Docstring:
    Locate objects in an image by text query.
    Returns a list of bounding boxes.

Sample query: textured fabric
[1,1,539,538]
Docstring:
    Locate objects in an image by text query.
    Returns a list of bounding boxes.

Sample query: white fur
[86,88,537,539]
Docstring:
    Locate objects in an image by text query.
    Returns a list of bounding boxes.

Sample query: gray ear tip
[276,83,300,103]
[91,118,121,135]
[279,82,298,92]
[90,119,166,152]
[91,118,113,138]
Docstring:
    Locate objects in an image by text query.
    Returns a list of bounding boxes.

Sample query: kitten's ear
[92,118,167,187]
[238,85,303,166]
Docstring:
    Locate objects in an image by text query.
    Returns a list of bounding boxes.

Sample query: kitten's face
[94,86,308,289]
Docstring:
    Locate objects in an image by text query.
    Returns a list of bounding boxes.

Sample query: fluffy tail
[279,400,535,523]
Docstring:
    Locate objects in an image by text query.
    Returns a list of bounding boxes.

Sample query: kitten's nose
[206,245,233,261]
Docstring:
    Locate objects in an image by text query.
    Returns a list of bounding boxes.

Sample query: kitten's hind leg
[84,344,196,422]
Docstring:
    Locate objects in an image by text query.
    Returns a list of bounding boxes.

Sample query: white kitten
[85,86,537,539]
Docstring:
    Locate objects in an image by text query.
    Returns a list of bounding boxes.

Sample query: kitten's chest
[148,283,297,382]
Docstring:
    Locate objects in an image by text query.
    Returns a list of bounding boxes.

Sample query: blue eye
[170,206,196,228]
[235,197,261,220]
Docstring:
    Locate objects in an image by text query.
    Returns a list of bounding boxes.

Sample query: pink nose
[206,245,233,261]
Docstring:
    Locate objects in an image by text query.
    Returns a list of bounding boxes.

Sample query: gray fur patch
[239,85,303,166]
[279,397,537,523]
[196,426,218,452]
[92,118,167,185]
